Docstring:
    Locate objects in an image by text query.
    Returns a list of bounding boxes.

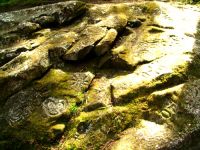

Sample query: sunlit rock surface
[1,69,94,141]
[0,0,200,149]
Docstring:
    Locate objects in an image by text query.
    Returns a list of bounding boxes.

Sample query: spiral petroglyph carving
[5,89,42,127]
[7,106,24,126]
[42,97,67,117]
[7,105,33,126]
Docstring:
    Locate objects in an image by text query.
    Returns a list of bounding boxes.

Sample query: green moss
[65,144,79,150]
[61,103,147,149]
[34,69,86,103]
[0,70,6,78]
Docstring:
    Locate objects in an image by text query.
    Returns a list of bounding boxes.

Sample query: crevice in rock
[0,45,39,67]
[148,26,165,33]
[85,73,96,94]
[110,84,115,105]
[97,27,133,69]
[50,7,87,31]
[148,23,174,29]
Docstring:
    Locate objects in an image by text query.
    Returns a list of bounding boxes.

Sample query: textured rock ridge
[0,1,200,149]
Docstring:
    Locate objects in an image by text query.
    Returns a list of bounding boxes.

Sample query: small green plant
[69,103,78,114]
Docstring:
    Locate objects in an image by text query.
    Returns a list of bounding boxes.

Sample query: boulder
[0,69,94,141]
[110,54,191,103]
[94,29,118,56]
[0,29,51,66]
[0,31,78,104]
[0,1,86,47]
[106,120,172,150]
[89,3,130,31]
[96,14,128,31]
[63,26,107,60]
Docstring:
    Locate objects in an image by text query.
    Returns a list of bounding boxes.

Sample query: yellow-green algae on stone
[1,68,94,141]
[63,103,147,150]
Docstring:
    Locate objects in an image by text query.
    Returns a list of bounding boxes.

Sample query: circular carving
[42,97,67,117]
[69,72,93,91]
[7,106,24,126]
[5,89,42,127]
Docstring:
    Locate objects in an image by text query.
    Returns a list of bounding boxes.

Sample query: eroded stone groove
[0,1,200,149]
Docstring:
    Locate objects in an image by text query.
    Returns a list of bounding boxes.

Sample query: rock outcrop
[0,0,200,149]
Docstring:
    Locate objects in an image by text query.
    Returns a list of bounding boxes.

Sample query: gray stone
[94,28,118,56]
[63,26,107,60]
[0,69,94,140]
[17,22,41,34]
[0,1,86,46]
[84,77,111,111]
[0,32,78,104]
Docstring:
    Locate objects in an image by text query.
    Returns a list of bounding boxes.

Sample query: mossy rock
[0,69,94,142]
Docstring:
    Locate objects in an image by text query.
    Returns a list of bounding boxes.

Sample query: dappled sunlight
[156,2,200,34]
[155,2,200,54]
[137,120,169,137]
[111,53,191,101]
[110,120,172,150]
[109,1,200,103]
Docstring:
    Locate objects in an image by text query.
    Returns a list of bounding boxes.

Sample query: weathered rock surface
[1,69,94,141]
[95,28,118,56]
[84,77,112,111]
[0,31,78,104]
[0,1,200,150]
[63,26,107,60]
[0,1,86,48]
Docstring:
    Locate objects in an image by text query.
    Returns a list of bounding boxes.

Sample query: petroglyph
[42,97,67,117]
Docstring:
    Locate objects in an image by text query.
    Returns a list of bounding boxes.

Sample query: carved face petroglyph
[42,97,67,117]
